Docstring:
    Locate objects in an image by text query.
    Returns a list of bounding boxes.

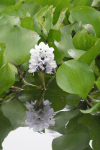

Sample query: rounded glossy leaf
[79,39,100,65]
[73,29,98,51]
[56,60,95,99]
[0,63,15,95]
[0,26,39,65]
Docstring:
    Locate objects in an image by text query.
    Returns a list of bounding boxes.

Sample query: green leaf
[45,78,68,111]
[78,39,100,65]
[80,102,100,113]
[1,99,27,129]
[66,94,81,106]
[0,42,6,68]
[20,17,34,31]
[33,6,55,39]
[48,29,61,43]
[90,90,100,100]
[47,29,64,64]
[8,63,17,74]
[57,25,86,59]
[25,0,71,11]
[49,109,79,134]
[0,26,39,65]
[96,77,100,90]
[49,43,63,64]
[52,124,90,150]
[57,25,75,57]
[0,63,15,95]
[82,24,96,36]
[33,6,67,39]
[78,114,100,150]
[56,60,95,99]
[20,2,42,17]
[0,0,24,15]
[72,0,93,7]
[72,29,98,51]
[65,114,80,134]
[0,108,12,149]
[94,65,100,77]
[0,15,21,27]
[22,76,68,111]
[70,6,100,37]
[0,0,16,5]
[53,8,67,30]
[83,146,93,150]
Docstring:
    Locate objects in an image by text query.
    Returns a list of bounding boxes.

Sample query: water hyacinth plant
[0,0,100,149]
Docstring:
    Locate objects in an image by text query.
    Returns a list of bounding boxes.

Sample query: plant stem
[85,98,92,108]
[22,79,42,89]
[11,86,23,91]
[45,74,56,88]
[38,71,45,90]
[16,65,41,89]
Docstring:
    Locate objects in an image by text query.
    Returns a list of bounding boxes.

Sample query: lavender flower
[28,42,57,75]
[25,100,55,132]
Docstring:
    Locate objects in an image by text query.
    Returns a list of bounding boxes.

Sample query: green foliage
[72,29,98,51]
[52,124,90,150]
[49,109,79,134]
[0,26,38,65]
[33,6,67,40]
[70,6,100,37]
[0,109,12,149]
[1,99,27,129]
[96,77,100,90]
[0,0,100,149]
[20,17,34,30]
[0,63,15,95]
[72,0,93,7]
[79,39,100,65]
[78,114,100,149]
[56,60,95,99]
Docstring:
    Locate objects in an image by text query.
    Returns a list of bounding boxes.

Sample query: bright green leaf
[72,29,98,51]
[56,25,75,57]
[96,77,100,90]
[0,26,39,65]
[0,63,15,95]
[72,0,93,7]
[56,60,95,99]
[0,42,6,68]
[78,39,100,65]
[0,0,16,5]
[20,17,34,31]
[70,6,100,37]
